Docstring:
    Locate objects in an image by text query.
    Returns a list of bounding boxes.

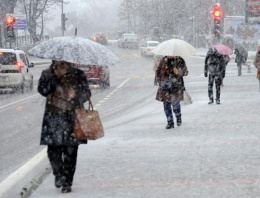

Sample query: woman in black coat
[38,60,91,193]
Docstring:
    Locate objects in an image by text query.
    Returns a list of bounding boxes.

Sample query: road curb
[0,148,51,198]
[33,61,51,66]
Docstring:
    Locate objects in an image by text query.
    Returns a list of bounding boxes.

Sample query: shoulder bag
[74,96,104,140]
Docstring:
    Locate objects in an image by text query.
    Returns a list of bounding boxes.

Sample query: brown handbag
[74,97,104,140]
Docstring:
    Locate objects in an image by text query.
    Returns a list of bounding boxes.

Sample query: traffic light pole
[61,0,64,37]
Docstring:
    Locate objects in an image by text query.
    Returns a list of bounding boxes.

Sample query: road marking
[131,75,140,78]
[0,78,131,110]
[0,94,40,110]
[94,78,131,109]
[133,53,141,58]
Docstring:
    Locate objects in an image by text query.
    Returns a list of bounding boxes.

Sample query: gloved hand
[204,73,208,77]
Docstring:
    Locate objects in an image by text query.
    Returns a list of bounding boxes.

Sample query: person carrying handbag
[155,56,188,129]
[253,49,260,92]
[38,60,91,193]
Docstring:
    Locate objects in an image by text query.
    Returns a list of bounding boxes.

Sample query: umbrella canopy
[28,36,118,66]
[213,44,232,55]
[234,43,248,59]
[152,39,196,57]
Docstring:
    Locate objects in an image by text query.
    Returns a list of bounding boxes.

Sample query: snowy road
[1,47,260,197]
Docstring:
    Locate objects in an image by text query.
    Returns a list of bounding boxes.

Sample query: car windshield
[0,52,17,65]
[148,43,159,47]
[124,34,137,38]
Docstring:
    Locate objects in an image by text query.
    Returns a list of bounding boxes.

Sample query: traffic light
[61,14,68,31]
[212,4,221,19]
[212,4,222,39]
[4,16,16,39]
[5,16,16,25]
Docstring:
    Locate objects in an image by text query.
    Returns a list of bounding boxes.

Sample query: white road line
[94,78,131,109]
[117,78,131,88]
[0,78,131,110]
[0,94,40,110]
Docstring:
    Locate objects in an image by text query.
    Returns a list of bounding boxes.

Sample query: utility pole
[61,0,64,36]
[61,0,68,36]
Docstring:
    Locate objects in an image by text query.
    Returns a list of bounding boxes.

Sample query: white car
[140,41,160,57]
[0,48,34,92]
[117,33,139,48]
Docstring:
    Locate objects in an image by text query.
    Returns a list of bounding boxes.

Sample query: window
[0,52,17,65]
[148,43,159,47]
[19,54,28,66]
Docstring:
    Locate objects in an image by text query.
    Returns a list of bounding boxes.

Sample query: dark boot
[61,186,72,193]
[166,122,174,129]
[216,99,220,104]
[55,176,63,188]
[176,116,182,126]
[208,98,214,104]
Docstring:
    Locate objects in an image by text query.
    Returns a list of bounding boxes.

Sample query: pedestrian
[153,55,163,85]
[234,47,248,76]
[221,54,230,86]
[38,60,91,193]
[204,48,226,104]
[253,49,260,92]
[155,56,188,129]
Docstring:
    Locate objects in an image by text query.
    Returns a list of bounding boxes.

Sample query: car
[74,64,110,89]
[117,33,139,48]
[140,41,160,57]
[0,48,34,92]
[91,32,108,45]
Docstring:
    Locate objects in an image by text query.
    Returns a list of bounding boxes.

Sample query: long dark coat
[204,48,225,77]
[155,57,188,102]
[38,66,91,145]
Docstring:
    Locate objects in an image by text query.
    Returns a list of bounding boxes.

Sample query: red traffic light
[5,16,16,25]
[212,4,222,19]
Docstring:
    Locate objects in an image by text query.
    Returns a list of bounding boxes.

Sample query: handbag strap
[86,93,94,110]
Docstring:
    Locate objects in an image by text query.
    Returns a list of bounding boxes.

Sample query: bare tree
[17,0,60,44]
[0,0,18,20]
[118,0,246,44]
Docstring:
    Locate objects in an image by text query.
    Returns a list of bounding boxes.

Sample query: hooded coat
[38,65,91,145]
[204,48,225,77]
[155,57,188,102]
[234,48,247,64]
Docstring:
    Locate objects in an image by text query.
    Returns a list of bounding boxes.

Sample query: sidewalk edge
[0,148,51,198]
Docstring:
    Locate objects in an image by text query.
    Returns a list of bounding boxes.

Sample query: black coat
[38,66,91,145]
[204,48,225,77]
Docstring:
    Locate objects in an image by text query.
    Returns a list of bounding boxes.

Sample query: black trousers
[47,145,78,187]
[208,74,222,100]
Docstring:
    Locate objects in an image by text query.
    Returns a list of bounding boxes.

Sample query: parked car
[117,33,139,48]
[91,32,108,45]
[0,48,34,92]
[140,41,160,57]
[74,64,110,88]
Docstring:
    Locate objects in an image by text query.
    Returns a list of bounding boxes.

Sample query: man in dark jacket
[204,48,225,104]
[38,60,91,193]
[234,47,248,76]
